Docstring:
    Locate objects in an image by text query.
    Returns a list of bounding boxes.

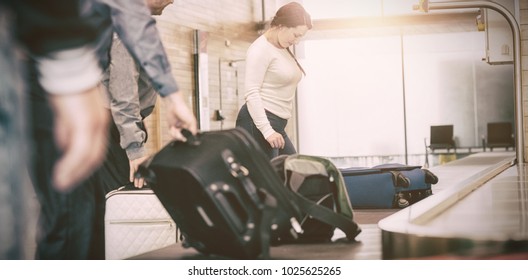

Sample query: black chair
[486,122,514,151]
[429,125,456,153]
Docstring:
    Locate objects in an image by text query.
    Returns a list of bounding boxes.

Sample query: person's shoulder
[247,35,273,55]
[247,35,260,48]
[253,35,267,44]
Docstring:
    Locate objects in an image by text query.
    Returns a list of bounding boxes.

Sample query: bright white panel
[298,36,404,157]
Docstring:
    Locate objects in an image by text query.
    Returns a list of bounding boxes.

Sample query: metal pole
[414,1,524,163]
[400,30,409,165]
[192,30,201,129]
[218,58,223,112]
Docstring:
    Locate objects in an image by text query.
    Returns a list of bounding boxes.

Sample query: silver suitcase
[104,186,178,259]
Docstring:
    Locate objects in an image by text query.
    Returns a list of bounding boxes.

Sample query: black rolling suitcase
[341,163,438,209]
[138,128,303,259]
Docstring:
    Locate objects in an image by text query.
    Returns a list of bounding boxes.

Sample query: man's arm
[106,36,147,159]
[8,0,111,192]
[106,35,152,187]
[49,86,109,192]
[102,0,177,97]
[37,46,109,192]
[102,0,197,137]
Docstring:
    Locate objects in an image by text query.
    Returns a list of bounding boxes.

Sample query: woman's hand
[266,132,285,149]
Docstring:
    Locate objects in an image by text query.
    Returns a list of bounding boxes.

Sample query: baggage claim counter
[379,151,528,259]
[379,0,528,259]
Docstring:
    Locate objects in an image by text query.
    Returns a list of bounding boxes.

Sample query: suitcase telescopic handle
[208,183,251,234]
[221,150,263,209]
[181,129,201,146]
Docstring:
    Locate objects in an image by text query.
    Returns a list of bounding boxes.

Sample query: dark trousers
[235,103,296,159]
[28,66,105,260]
[96,110,133,194]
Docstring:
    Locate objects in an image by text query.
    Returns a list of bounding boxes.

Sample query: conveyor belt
[379,151,528,259]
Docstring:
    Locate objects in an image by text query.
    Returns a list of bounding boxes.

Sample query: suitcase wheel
[397,197,410,208]
[424,169,439,184]
[393,172,411,188]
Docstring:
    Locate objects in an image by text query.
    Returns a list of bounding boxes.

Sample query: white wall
[297,31,514,158]
[297,36,404,157]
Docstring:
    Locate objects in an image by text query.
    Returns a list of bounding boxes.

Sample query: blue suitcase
[340,164,438,209]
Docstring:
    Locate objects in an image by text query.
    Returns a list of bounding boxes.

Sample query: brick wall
[142,0,265,154]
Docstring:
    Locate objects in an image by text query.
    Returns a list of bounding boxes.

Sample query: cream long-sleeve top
[244,35,303,139]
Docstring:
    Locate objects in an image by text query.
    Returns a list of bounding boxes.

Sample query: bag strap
[289,190,361,241]
[286,48,306,76]
[255,188,277,259]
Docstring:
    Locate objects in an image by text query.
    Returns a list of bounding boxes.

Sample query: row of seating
[428,122,515,153]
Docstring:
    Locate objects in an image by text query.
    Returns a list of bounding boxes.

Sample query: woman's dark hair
[270,2,312,29]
